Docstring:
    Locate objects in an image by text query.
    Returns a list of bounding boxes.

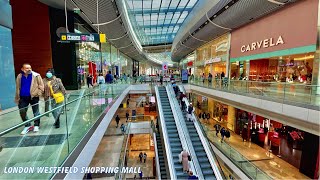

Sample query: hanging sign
[162,62,168,71]
[60,33,106,43]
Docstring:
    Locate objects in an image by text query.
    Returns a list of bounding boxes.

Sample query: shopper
[181,98,186,112]
[97,73,105,84]
[225,129,231,141]
[15,63,44,135]
[86,74,93,88]
[188,171,199,179]
[220,127,226,142]
[120,124,126,134]
[179,149,190,173]
[214,124,221,137]
[202,112,206,120]
[43,69,66,128]
[126,111,129,122]
[115,115,120,128]
[187,103,194,122]
[208,73,213,83]
[206,113,210,121]
[201,73,205,83]
[160,74,163,85]
[139,152,143,163]
[106,71,113,84]
[143,152,147,163]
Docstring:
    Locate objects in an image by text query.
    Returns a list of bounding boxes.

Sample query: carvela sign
[241,35,284,53]
[60,33,106,43]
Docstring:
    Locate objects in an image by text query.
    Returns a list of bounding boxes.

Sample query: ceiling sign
[60,33,106,43]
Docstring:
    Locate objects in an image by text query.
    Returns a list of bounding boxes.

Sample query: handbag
[49,81,64,104]
[188,155,191,161]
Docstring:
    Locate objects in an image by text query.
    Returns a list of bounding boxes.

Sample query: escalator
[177,85,223,179]
[155,133,168,179]
[185,117,216,179]
[157,86,188,179]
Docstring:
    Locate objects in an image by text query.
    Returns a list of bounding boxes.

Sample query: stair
[158,87,188,179]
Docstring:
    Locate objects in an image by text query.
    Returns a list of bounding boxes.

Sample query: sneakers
[21,127,31,135]
[33,126,39,132]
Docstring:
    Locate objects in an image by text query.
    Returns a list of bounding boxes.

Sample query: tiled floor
[198,117,310,179]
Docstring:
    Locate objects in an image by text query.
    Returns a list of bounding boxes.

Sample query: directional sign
[162,62,168,71]
[60,33,106,43]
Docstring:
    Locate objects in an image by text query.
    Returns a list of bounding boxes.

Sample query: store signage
[60,33,106,43]
[240,35,284,53]
[204,57,221,65]
[162,62,168,71]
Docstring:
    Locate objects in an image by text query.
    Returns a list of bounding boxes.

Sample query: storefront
[230,0,318,85]
[233,107,319,179]
[195,34,230,79]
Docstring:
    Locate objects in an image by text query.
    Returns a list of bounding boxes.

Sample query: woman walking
[43,69,66,128]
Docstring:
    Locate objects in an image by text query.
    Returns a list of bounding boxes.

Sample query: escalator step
[198,157,210,162]
[204,175,216,179]
[202,169,214,175]
[200,163,212,169]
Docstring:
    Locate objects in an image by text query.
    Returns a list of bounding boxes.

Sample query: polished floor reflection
[199,117,309,179]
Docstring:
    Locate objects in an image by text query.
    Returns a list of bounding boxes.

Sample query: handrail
[189,79,320,107]
[153,132,162,180]
[116,122,132,180]
[179,85,224,180]
[0,87,104,137]
[155,86,176,179]
[0,83,133,136]
[166,85,203,179]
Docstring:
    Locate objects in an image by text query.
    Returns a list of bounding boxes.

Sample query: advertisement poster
[181,69,188,83]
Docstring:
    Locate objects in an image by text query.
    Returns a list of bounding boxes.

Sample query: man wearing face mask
[43,69,66,128]
[15,63,44,135]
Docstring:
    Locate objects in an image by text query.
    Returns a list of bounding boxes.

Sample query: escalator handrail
[155,86,176,179]
[179,85,224,180]
[153,132,162,180]
[166,85,204,180]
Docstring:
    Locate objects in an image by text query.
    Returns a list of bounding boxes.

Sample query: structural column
[227,105,236,131]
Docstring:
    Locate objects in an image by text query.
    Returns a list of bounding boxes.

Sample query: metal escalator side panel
[155,86,176,179]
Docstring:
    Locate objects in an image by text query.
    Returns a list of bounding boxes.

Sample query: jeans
[51,99,63,123]
[18,96,40,127]
[45,99,63,124]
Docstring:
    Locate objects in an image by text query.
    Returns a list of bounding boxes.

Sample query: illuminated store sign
[241,35,284,53]
[205,57,222,65]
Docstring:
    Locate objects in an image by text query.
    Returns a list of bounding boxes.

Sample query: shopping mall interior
[0,0,319,179]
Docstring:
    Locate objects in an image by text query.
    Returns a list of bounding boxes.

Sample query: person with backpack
[120,124,126,134]
[187,103,194,122]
